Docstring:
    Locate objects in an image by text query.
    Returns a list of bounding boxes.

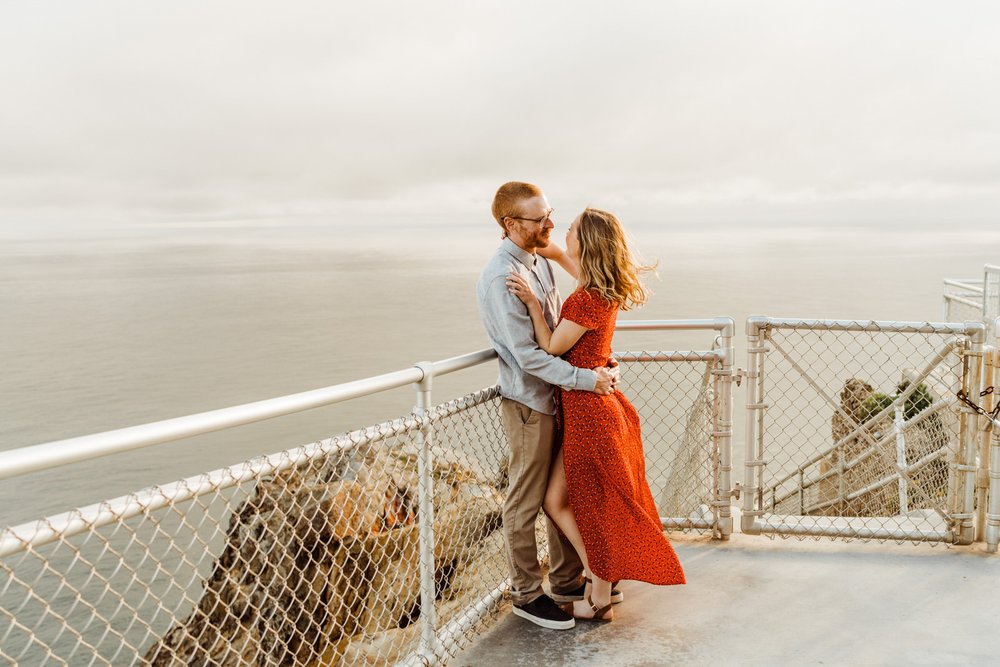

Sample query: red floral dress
[559,288,685,585]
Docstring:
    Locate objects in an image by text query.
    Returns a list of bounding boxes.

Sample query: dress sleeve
[560,289,606,330]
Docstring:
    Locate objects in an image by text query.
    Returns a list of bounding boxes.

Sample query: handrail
[756,318,984,336]
[945,294,984,310]
[0,349,501,482]
[770,389,956,493]
[943,279,985,295]
[803,446,948,514]
[0,366,423,482]
[616,351,721,362]
[615,317,734,335]
[425,348,497,376]
[770,395,955,507]
[0,320,730,483]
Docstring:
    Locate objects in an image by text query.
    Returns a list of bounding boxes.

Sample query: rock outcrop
[144,441,503,666]
[815,375,954,517]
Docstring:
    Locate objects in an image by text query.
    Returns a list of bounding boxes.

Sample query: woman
[506,207,685,622]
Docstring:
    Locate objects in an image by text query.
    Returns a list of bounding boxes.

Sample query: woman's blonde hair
[576,207,656,311]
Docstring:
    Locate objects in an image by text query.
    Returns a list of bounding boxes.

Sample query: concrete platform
[454,533,1000,666]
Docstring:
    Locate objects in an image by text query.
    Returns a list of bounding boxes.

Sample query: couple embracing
[476,181,685,630]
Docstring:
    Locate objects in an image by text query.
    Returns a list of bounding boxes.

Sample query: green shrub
[896,381,933,420]
[857,391,893,423]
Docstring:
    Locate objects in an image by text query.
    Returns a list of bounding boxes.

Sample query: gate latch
[733,368,746,387]
[730,483,742,500]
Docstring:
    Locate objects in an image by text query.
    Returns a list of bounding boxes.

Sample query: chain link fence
[0,393,512,666]
[619,353,724,533]
[742,318,983,543]
[1,340,723,666]
[5,315,997,665]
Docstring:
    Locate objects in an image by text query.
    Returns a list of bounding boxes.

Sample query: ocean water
[1,220,997,526]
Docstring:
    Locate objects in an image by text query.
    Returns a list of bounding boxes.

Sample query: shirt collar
[501,237,537,270]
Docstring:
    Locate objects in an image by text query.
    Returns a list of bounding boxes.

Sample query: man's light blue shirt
[476,238,597,415]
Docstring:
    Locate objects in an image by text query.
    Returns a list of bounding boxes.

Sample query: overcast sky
[2,1,999,234]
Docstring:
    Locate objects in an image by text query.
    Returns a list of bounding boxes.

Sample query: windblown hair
[576,207,656,311]
[491,181,542,235]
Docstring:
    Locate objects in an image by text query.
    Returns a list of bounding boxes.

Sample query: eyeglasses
[507,208,554,224]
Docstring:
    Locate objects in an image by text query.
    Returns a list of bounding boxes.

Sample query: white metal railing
[1,319,732,667]
[4,313,998,666]
[0,351,494,482]
[987,265,1000,322]
[943,264,1000,337]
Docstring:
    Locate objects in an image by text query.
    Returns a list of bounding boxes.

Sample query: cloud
[1,1,999,230]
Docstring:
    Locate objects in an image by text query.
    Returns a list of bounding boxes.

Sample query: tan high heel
[577,594,613,622]
[575,578,613,621]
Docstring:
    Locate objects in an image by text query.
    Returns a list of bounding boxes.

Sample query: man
[476,182,616,630]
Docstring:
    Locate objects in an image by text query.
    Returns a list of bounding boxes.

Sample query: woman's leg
[542,449,588,570]
[543,449,614,618]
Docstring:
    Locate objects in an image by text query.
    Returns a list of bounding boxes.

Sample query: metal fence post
[975,345,993,540]
[988,420,1000,553]
[957,324,986,544]
[413,361,438,664]
[714,317,735,539]
[893,406,909,514]
[979,346,996,546]
[987,323,1000,553]
[742,317,768,534]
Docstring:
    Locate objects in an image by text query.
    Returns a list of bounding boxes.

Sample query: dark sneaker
[512,594,575,630]
[551,582,624,605]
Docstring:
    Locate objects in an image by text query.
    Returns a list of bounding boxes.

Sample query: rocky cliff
[144,440,503,666]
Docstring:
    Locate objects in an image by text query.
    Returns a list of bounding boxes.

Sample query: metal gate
[740,317,987,543]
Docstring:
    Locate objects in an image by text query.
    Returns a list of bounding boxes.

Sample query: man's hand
[593,366,615,395]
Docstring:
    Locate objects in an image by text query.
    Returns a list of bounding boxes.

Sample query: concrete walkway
[454,533,1000,666]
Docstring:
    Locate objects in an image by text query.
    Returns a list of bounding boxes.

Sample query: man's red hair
[491,181,543,234]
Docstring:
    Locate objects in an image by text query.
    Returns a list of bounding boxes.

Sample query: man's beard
[534,231,551,248]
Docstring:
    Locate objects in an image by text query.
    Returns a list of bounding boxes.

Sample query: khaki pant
[500,398,584,605]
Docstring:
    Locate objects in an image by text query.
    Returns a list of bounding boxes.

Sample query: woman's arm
[506,273,587,355]
[536,242,578,279]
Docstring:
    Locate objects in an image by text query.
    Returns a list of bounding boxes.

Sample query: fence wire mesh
[944,292,984,328]
[753,323,969,542]
[617,355,719,531]
[1,353,715,666]
[3,422,410,665]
